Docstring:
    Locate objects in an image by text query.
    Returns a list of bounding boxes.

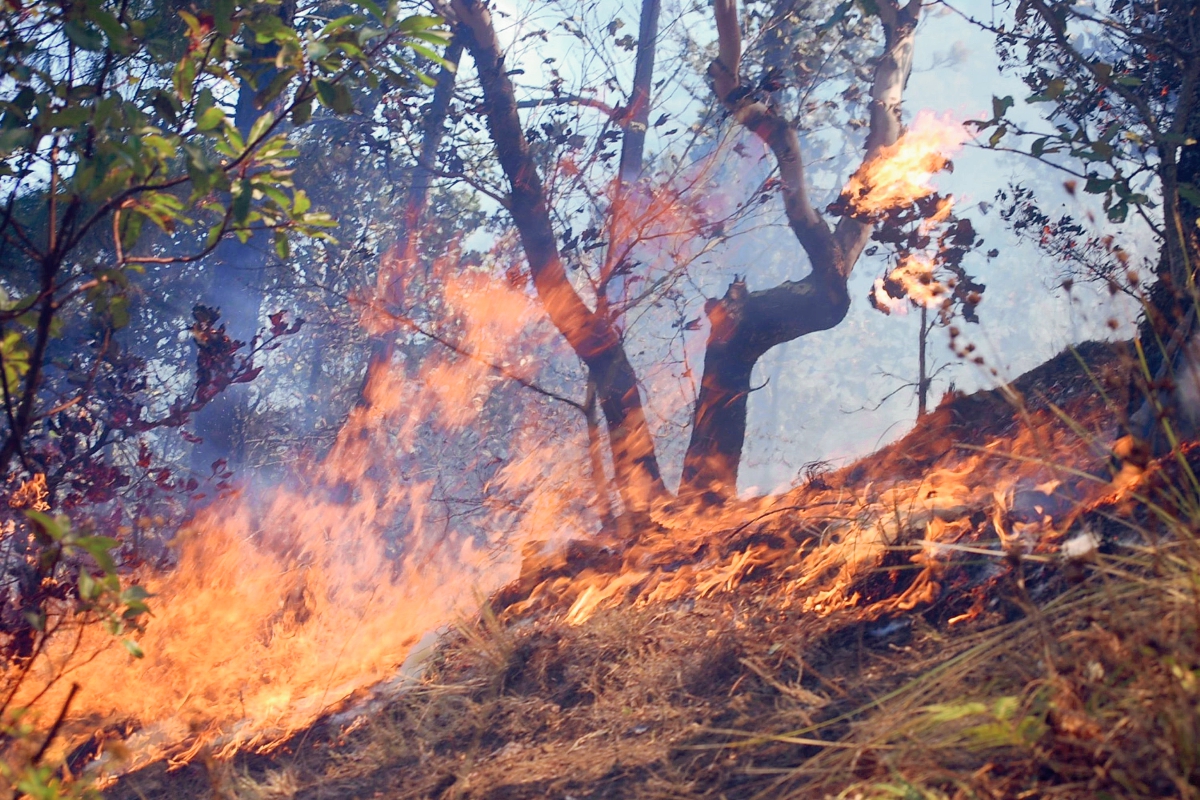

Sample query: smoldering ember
[1,0,1199,798]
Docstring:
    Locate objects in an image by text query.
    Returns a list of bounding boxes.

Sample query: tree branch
[709,0,838,280]
[833,0,923,269]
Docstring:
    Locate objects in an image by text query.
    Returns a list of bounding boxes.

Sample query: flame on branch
[841,111,970,217]
[872,252,943,314]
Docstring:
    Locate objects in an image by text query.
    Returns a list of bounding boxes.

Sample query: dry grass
[105,342,1200,799]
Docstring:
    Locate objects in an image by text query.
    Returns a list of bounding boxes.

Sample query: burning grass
[90,338,1200,798]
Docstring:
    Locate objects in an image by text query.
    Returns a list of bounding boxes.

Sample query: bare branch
[516,94,618,118]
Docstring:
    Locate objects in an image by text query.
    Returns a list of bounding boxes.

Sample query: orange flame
[10,248,606,778]
[871,252,946,313]
[3,116,1091,789]
[843,111,969,215]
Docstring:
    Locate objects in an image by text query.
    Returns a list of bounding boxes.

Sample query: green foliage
[24,510,151,650]
[0,0,449,485]
[970,1,1193,228]
[0,5,449,791]
[0,511,150,798]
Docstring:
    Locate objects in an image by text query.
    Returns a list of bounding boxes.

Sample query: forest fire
[8,251,602,778]
[843,111,971,216]
[495,346,1127,631]
[7,150,1105,786]
[3,105,1072,784]
[870,252,943,313]
[6,0,1197,795]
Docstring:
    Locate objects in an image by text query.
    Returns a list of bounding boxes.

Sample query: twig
[27,682,79,777]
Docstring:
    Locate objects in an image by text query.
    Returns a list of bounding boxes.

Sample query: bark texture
[442,0,668,514]
[679,0,922,499]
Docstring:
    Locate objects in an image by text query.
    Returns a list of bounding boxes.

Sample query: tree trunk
[190,0,297,475]
[679,0,921,500]
[617,0,661,187]
[359,39,464,404]
[443,0,668,513]
[1130,52,1200,445]
[917,305,930,417]
[681,273,851,496]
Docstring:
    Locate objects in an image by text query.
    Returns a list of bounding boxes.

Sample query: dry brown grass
[106,342,1200,799]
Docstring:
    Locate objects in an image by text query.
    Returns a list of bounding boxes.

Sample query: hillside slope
[106,340,1200,799]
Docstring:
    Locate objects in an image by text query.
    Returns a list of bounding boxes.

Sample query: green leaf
[293,189,311,214]
[0,126,34,157]
[232,177,252,223]
[119,211,144,252]
[247,110,276,144]
[109,295,130,329]
[64,20,104,51]
[260,184,290,210]
[213,0,235,35]
[255,68,297,112]
[315,80,354,114]
[1,330,31,393]
[122,584,152,602]
[25,511,67,542]
[222,125,246,157]
[77,535,119,573]
[142,133,176,159]
[205,220,224,249]
[46,106,90,129]
[319,15,363,37]
[407,43,450,72]
[91,7,132,50]
[174,58,197,104]
[398,15,446,33]
[292,98,312,125]
[78,570,98,601]
[992,95,1014,119]
[274,230,290,259]
[351,0,386,21]
[178,10,201,35]
[122,639,145,658]
[196,106,226,131]
[988,125,1007,147]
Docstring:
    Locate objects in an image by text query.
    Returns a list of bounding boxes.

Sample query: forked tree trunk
[443,0,668,514]
[441,0,921,514]
[680,0,922,500]
[681,275,851,497]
